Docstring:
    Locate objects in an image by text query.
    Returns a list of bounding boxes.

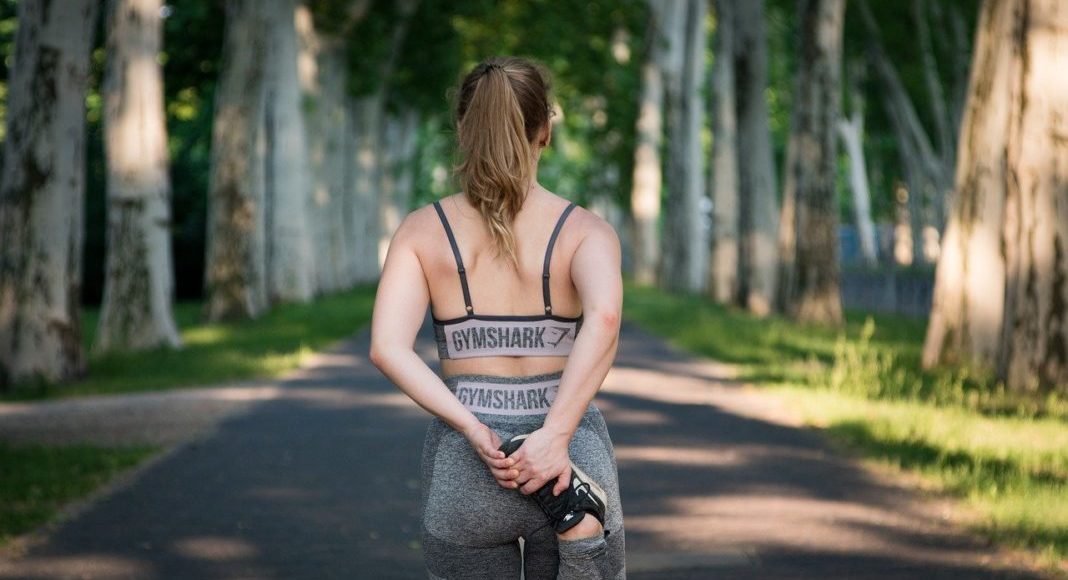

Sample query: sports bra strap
[542,202,577,314]
[433,201,474,314]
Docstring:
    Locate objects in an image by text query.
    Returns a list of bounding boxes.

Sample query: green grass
[0,285,380,549]
[0,442,160,546]
[2,284,379,401]
[622,282,1068,572]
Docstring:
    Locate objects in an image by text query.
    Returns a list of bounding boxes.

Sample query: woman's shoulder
[548,195,618,247]
[392,199,449,247]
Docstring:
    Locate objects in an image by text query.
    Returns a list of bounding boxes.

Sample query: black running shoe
[498,433,608,535]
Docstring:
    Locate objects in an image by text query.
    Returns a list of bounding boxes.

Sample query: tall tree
[348,95,384,283]
[629,0,669,286]
[263,0,315,303]
[837,61,878,265]
[96,0,182,352]
[203,0,270,322]
[297,4,359,295]
[708,0,739,303]
[373,0,419,267]
[0,0,99,387]
[924,0,1068,392]
[660,0,709,293]
[857,0,955,265]
[733,0,779,315]
[778,0,846,325]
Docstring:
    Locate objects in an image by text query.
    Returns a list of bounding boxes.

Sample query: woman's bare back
[412,188,588,378]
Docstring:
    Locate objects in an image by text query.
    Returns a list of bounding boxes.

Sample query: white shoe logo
[573,477,582,488]
[564,513,574,521]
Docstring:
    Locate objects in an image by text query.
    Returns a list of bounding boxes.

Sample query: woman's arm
[507,216,623,496]
[368,211,516,481]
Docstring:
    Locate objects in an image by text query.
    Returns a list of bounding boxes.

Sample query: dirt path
[0,317,1050,579]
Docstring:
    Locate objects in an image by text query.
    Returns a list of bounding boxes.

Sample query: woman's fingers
[495,476,519,489]
[490,465,520,481]
[478,447,515,469]
[519,475,548,495]
[551,464,573,496]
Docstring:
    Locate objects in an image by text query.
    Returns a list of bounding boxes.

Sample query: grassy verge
[0,285,379,549]
[622,282,1068,572]
[2,284,379,401]
[0,442,160,547]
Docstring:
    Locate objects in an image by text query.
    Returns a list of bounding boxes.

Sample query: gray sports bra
[431,200,583,360]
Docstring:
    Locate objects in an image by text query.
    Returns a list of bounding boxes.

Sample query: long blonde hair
[452,56,553,271]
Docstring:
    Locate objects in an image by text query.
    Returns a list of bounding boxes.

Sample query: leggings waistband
[442,370,564,416]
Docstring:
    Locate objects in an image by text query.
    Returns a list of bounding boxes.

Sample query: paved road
[0,317,1049,579]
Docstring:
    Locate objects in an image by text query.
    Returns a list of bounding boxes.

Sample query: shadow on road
[0,317,1048,579]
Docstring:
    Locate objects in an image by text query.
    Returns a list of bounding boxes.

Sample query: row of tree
[0,0,1064,393]
[635,0,1066,392]
[0,0,642,388]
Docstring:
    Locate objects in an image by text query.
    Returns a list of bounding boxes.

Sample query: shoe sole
[501,434,609,508]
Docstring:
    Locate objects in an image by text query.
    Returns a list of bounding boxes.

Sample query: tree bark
[997,0,1068,391]
[708,0,739,303]
[779,0,845,326]
[922,0,1013,371]
[204,0,269,322]
[348,94,383,283]
[629,0,668,286]
[96,0,181,353]
[660,0,708,293]
[0,0,98,387]
[263,0,315,303]
[733,0,779,315]
[297,5,351,295]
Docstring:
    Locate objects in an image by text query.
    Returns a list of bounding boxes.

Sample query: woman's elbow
[591,308,621,334]
[368,342,389,370]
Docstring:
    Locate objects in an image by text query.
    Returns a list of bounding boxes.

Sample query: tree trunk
[378,108,420,265]
[348,94,383,283]
[204,0,269,322]
[733,0,779,315]
[914,0,955,181]
[837,63,878,266]
[372,0,419,269]
[263,0,315,303]
[858,0,952,264]
[629,0,667,286]
[922,0,1014,371]
[0,0,98,387]
[996,0,1068,391]
[779,0,845,326]
[660,0,708,293]
[297,5,351,295]
[708,0,739,303]
[96,0,181,353]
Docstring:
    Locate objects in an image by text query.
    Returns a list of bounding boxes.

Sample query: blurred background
[0,0,1065,572]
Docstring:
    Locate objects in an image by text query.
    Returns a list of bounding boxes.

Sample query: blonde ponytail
[453,57,553,271]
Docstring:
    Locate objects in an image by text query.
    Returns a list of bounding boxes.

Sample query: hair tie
[484,62,503,74]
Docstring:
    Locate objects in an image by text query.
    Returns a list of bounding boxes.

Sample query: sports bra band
[432,200,577,316]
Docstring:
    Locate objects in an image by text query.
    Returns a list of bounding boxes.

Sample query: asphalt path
[0,316,1049,579]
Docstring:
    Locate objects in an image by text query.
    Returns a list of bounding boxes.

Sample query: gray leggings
[420,371,626,579]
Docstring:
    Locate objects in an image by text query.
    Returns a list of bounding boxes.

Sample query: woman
[369,56,625,579]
